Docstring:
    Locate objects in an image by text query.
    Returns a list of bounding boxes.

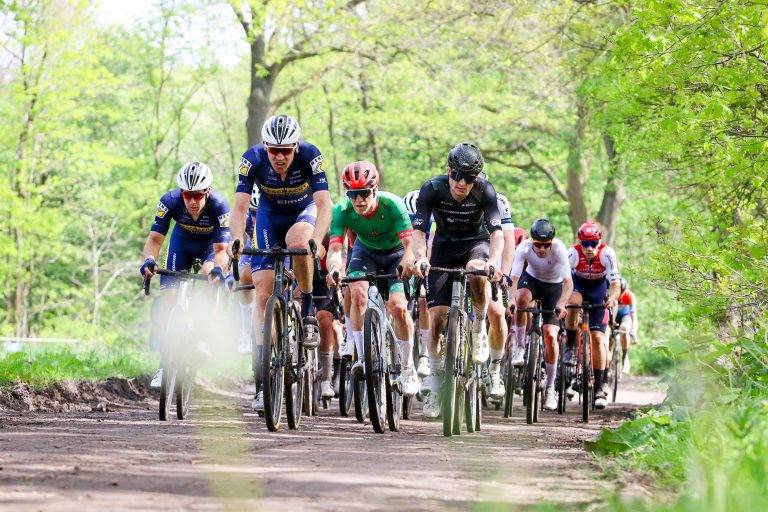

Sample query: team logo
[489,218,501,227]
[218,212,230,228]
[155,202,168,219]
[310,154,324,175]
[238,157,252,176]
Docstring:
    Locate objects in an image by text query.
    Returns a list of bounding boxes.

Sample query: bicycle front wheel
[525,334,540,425]
[581,329,592,423]
[262,296,285,432]
[442,308,461,437]
[159,304,185,421]
[364,308,387,434]
[611,340,620,403]
[339,356,354,417]
[175,373,193,420]
[285,301,305,430]
[385,330,402,432]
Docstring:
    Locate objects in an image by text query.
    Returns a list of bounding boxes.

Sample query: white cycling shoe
[594,391,608,409]
[544,387,558,411]
[510,345,525,367]
[472,329,490,364]
[396,367,420,396]
[423,391,441,419]
[237,334,252,355]
[489,368,505,399]
[416,356,431,378]
[320,379,335,399]
[150,368,163,389]
[252,391,264,412]
[622,355,631,374]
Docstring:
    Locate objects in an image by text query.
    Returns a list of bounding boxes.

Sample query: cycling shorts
[347,240,405,293]
[250,203,317,272]
[572,274,609,332]
[426,238,489,308]
[312,270,337,315]
[161,231,215,289]
[518,270,562,326]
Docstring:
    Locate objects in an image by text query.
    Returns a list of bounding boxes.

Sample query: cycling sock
[239,301,253,335]
[594,369,604,391]
[301,292,314,318]
[320,351,334,380]
[546,362,556,388]
[419,329,430,357]
[472,305,486,326]
[396,337,414,369]
[352,330,364,362]
[514,323,526,348]
[566,329,577,350]
[253,346,264,391]
[344,315,352,329]
[490,347,504,371]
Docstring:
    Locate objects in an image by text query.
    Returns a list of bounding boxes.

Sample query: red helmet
[342,161,379,190]
[577,222,602,242]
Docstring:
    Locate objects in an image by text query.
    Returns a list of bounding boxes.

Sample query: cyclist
[615,278,638,374]
[403,189,432,378]
[228,114,332,411]
[316,235,345,400]
[506,219,572,411]
[235,186,260,354]
[565,222,621,410]
[326,161,419,396]
[486,192,516,399]
[412,143,503,419]
[139,162,231,387]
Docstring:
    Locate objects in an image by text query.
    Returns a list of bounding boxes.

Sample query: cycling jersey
[413,175,502,243]
[568,243,620,282]
[151,189,230,243]
[511,238,570,283]
[617,290,636,316]
[514,227,528,246]
[496,193,514,232]
[235,141,328,212]
[329,191,412,252]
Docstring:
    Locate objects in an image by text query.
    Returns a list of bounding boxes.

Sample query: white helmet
[262,114,301,146]
[403,190,419,216]
[249,185,260,211]
[176,161,213,191]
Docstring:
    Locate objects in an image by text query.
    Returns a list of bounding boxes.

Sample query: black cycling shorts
[518,271,563,326]
[572,274,609,333]
[426,238,489,308]
[312,270,336,315]
[347,240,406,293]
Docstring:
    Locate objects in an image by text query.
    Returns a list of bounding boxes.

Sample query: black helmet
[447,143,484,174]
[530,218,556,242]
[620,278,628,292]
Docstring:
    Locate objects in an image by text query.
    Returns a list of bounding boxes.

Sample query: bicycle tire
[176,373,192,420]
[385,330,402,431]
[364,308,387,434]
[581,329,591,423]
[465,366,478,433]
[159,304,184,421]
[285,302,305,430]
[159,365,176,422]
[442,308,460,437]
[302,349,315,417]
[557,356,567,415]
[533,343,542,423]
[339,356,354,417]
[525,333,540,425]
[611,339,620,403]
[262,296,285,431]
[353,370,368,422]
[503,357,515,418]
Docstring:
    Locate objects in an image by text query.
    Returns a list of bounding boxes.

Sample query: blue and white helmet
[176,161,213,191]
[249,185,260,211]
[261,114,301,146]
[403,190,419,216]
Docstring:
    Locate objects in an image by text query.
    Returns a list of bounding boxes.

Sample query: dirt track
[0,376,664,511]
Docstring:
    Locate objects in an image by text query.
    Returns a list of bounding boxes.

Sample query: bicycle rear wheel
[503,357,515,418]
[581,329,591,423]
[533,344,542,423]
[557,356,567,415]
[385,330,402,431]
[525,334,540,425]
[285,302,305,430]
[364,308,387,434]
[262,296,285,432]
[338,356,354,417]
[442,308,461,437]
[465,364,479,433]
[611,340,620,403]
[175,371,193,420]
[353,370,368,422]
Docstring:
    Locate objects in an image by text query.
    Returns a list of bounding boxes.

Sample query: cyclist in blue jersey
[228,115,332,411]
[139,162,231,387]
[235,186,260,354]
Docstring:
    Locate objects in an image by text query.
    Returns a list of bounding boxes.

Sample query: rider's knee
[350,284,367,308]
[388,297,408,320]
[285,229,308,250]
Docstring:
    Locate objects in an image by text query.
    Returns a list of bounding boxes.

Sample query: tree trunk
[358,70,383,184]
[596,134,626,245]
[246,37,273,147]
[566,100,589,234]
[322,83,342,197]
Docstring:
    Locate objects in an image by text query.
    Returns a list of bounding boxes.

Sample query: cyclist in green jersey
[325,161,420,396]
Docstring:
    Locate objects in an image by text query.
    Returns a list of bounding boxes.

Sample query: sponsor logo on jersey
[218,212,230,228]
[155,202,169,219]
[260,182,310,196]
[179,223,214,235]
[310,154,324,175]
[489,218,501,227]
[238,157,252,176]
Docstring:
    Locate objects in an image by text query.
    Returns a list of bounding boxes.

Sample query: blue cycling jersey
[236,141,329,212]
[151,189,230,243]
[245,208,258,247]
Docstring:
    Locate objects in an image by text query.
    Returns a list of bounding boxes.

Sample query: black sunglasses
[346,188,373,200]
[449,169,479,184]
[581,240,599,248]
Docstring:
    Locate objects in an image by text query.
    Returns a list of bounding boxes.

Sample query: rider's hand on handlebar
[227,238,243,259]
[555,302,567,320]
[413,259,430,279]
[140,257,157,278]
[326,267,341,288]
[310,238,326,261]
[208,266,225,283]
[225,273,236,290]
[485,261,502,283]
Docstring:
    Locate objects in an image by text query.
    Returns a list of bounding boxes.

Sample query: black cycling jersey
[413,175,502,243]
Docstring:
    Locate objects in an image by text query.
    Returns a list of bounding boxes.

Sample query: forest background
[2,1,768,510]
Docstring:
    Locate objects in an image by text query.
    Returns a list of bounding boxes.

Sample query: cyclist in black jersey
[411,143,503,419]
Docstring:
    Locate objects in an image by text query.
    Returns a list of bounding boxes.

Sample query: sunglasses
[448,169,479,184]
[581,240,599,248]
[182,190,208,201]
[266,145,296,156]
[533,241,552,249]
[346,188,373,200]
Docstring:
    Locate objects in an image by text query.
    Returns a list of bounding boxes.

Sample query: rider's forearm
[399,236,415,268]
[412,230,427,262]
[142,232,165,261]
[631,312,638,337]
[311,192,332,242]
[326,244,343,274]
[559,278,573,306]
[607,280,621,302]
[508,275,520,300]
[213,243,229,269]
[488,230,503,266]
[230,192,250,243]
[501,231,515,276]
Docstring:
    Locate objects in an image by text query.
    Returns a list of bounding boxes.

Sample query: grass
[0,346,154,389]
